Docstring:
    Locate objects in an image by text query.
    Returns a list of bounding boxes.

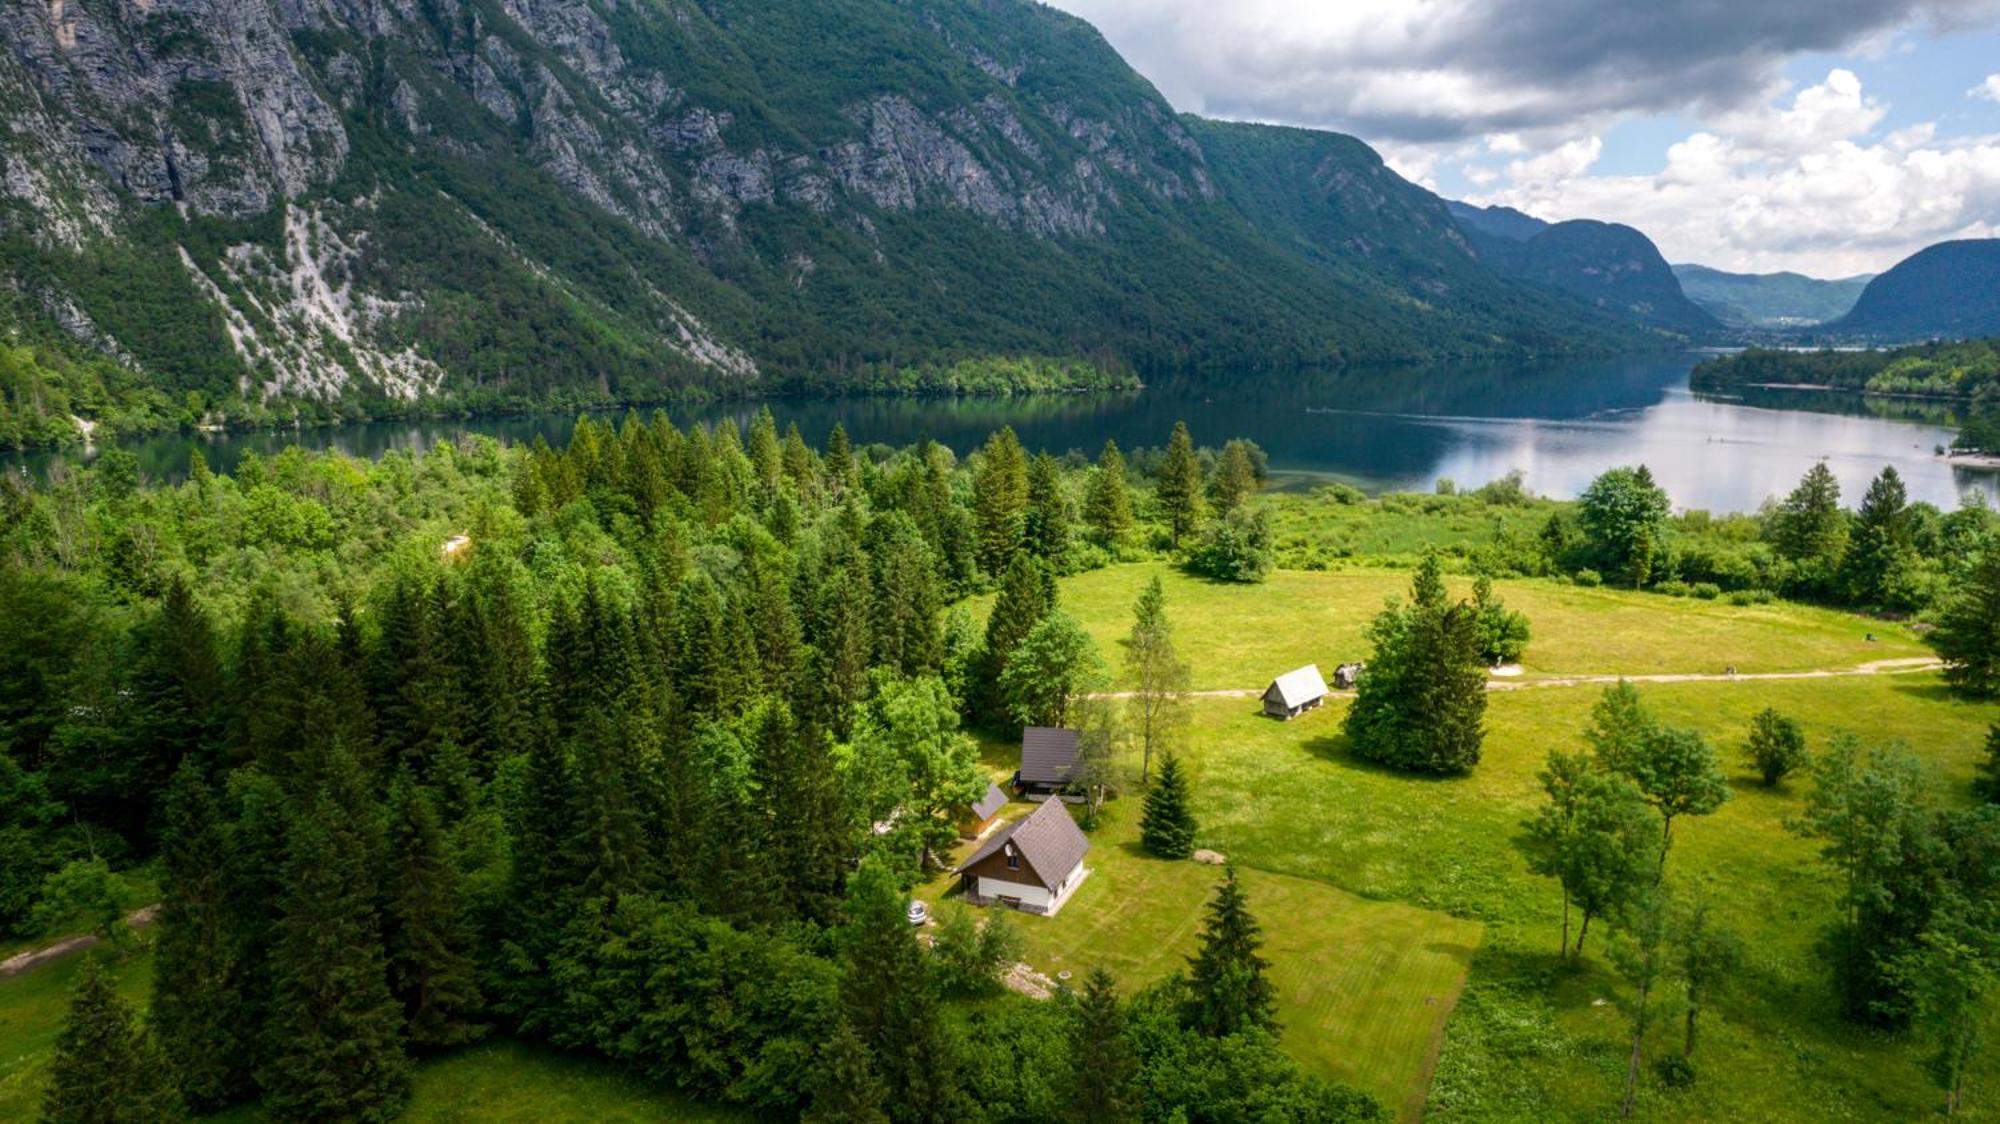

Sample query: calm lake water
[12,353,1997,514]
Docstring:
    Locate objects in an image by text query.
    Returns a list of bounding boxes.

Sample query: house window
[1005,847,1019,870]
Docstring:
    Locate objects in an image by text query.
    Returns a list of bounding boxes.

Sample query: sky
[1045,0,2000,278]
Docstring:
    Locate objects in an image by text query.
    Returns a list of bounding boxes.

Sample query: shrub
[1691,582,1722,600]
[1656,580,1691,598]
[1574,569,1603,588]
[1724,588,1774,606]
[1654,1054,1696,1088]
[1185,508,1274,583]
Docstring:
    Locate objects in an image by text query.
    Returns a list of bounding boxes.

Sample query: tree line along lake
[10,353,1996,513]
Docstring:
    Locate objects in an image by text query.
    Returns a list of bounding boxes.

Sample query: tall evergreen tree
[1844,466,1912,605]
[151,762,249,1110]
[751,703,852,926]
[383,770,485,1051]
[1140,752,1198,859]
[972,427,1029,577]
[1083,439,1134,546]
[1344,552,1488,774]
[1932,541,2000,698]
[803,1020,890,1124]
[1182,865,1278,1038]
[261,744,409,1121]
[1155,421,1204,547]
[1975,725,2000,803]
[1771,461,1849,596]
[1066,968,1138,1123]
[978,552,1054,719]
[122,575,222,791]
[1023,452,1072,566]
[42,957,185,1124]
[839,857,967,1122]
[1209,439,1259,512]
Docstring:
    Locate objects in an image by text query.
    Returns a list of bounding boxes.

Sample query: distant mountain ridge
[1670,265,1873,328]
[1830,240,2000,340]
[1446,202,1719,335]
[0,0,1654,447]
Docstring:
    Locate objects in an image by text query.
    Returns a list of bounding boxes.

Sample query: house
[1333,662,1365,690]
[1013,726,1081,799]
[1263,664,1329,719]
[958,782,1009,839]
[954,797,1091,916]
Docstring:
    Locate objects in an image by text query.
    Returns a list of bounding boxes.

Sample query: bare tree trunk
[1622,976,1651,1118]
[1560,885,1571,962]
[1573,912,1593,960]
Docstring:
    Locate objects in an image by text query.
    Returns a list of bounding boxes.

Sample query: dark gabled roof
[955,797,1089,883]
[1019,727,1081,785]
[969,782,1008,821]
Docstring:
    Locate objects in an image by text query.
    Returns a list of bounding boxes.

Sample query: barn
[1263,664,1329,719]
[954,797,1091,916]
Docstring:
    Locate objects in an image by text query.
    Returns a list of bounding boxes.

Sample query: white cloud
[1467,70,2000,274]
[1973,73,2000,100]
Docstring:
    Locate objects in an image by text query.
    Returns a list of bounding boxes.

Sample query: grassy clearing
[991,564,1928,692]
[1006,560,2000,1120]
[919,794,1479,1115]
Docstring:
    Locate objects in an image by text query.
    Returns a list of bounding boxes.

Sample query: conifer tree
[1345,551,1488,774]
[748,406,783,492]
[840,857,967,1120]
[1844,466,1912,605]
[42,957,185,1124]
[1977,725,2000,803]
[1933,541,2000,698]
[867,513,945,676]
[1140,752,1198,859]
[804,1020,890,1124]
[1084,439,1134,546]
[1024,452,1072,565]
[1183,865,1277,1038]
[383,770,485,1051]
[219,768,288,1078]
[1155,421,1204,547]
[1066,968,1138,1122]
[973,427,1029,576]
[1209,439,1259,512]
[151,762,249,1110]
[752,702,852,926]
[826,422,858,494]
[261,744,409,1121]
[978,552,1053,718]
[123,575,222,789]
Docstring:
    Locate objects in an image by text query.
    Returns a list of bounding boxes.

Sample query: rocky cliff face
[0,0,1635,433]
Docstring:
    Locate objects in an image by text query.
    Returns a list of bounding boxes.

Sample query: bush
[1574,569,1603,588]
[1654,1054,1696,1088]
[1318,482,1366,505]
[1656,580,1691,598]
[1724,588,1774,606]
[1185,508,1274,583]
[1691,582,1722,600]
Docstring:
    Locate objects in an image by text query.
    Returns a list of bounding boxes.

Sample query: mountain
[0,0,1641,447]
[1830,240,2000,340]
[1446,203,1718,335]
[1670,265,1873,328]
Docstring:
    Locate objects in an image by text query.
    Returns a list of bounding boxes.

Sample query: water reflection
[9,353,1995,513]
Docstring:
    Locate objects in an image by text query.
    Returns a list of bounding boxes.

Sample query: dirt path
[0,905,158,979]
[1092,657,1944,701]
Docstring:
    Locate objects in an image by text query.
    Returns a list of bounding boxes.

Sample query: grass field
[1001,560,2000,1121]
[919,794,1481,1116]
[989,564,1930,692]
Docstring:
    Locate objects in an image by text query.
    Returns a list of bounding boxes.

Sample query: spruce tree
[1933,541,2000,698]
[1084,439,1134,546]
[1345,552,1489,774]
[751,702,852,926]
[151,762,249,1110]
[1155,421,1204,547]
[1843,466,1911,605]
[261,745,409,1121]
[383,770,485,1051]
[972,426,1029,577]
[1023,452,1072,565]
[1973,725,2000,803]
[42,957,186,1124]
[804,1020,890,1124]
[840,857,968,1121]
[1140,752,1198,859]
[979,552,1053,719]
[1066,968,1138,1122]
[1183,865,1277,1038]
[1210,439,1259,512]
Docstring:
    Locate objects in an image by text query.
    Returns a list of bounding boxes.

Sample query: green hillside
[1831,239,2000,340]
[1671,264,1873,327]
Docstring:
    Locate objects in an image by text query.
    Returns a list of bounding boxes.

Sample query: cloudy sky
[1047,0,2000,278]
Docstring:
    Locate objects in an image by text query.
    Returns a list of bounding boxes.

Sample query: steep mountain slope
[0,0,1638,445]
[1831,240,2000,340]
[1447,203,1718,335]
[1671,265,1873,328]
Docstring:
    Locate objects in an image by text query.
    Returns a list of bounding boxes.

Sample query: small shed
[954,797,1091,916]
[958,782,1010,839]
[1014,727,1081,798]
[1333,662,1365,690]
[1263,664,1329,720]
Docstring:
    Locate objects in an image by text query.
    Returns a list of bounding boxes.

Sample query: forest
[5,413,2000,1121]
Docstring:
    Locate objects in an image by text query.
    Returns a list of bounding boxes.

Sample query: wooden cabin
[958,782,1009,839]
[1263,664,1329,719]
[1013,727,1082,799]
[954,797,1091,916]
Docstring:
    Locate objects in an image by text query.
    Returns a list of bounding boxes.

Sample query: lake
[11,353,1996,513]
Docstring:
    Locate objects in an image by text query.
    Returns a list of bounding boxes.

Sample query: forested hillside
[0,0,1644,450]
[1448,204,1718,334]
[1691,339,2000,404]
[1832,239,2000,340]
[1670,264,1872,328]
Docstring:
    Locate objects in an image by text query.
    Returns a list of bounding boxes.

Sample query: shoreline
[1943,451,2000,470]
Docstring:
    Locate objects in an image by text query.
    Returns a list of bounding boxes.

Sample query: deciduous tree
[1125,577,1189,782]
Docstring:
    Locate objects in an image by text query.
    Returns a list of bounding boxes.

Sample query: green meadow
[943,561,1998,1121]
